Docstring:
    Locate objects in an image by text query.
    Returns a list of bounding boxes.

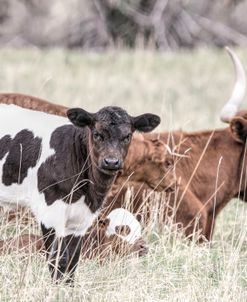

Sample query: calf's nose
[103,157,121,170]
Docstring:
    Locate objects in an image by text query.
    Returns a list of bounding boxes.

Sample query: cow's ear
[115,225,131,236]
[230,117,247,143]
[67,108,95,128]
[132,114,160,133]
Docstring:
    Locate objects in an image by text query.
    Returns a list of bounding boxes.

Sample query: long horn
[220,47,246,123]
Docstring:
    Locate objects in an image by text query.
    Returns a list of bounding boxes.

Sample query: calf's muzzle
[102,157,121,170]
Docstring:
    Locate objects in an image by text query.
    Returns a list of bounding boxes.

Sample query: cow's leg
[41,224,62,281]
[63,234,83,283]
[41,224,69,282]
[175,188,208,242]
[41,224,82,283]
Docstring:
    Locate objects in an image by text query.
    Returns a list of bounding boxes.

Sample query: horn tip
[225,46,235,58]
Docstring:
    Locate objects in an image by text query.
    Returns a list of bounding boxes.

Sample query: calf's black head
[67,106,160,174]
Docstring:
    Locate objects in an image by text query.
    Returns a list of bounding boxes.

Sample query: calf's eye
[93,131,103,142]
[164,159,173,168]
[122,134,132,144]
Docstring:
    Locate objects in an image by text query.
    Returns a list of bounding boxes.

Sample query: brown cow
[1,48,246,241]
[107,47,247,240]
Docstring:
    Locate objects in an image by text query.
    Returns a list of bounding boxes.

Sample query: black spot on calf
[2,129,42,186]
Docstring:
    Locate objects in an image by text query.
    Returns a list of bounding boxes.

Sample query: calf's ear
[230,116,247,143]
[132,113,160,132]
[67,108,95,127]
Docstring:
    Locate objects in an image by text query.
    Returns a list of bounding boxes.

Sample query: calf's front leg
[41,224,83,283]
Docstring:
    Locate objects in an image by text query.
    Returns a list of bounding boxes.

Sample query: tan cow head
[133,139,176,191]
[121,134,176,191]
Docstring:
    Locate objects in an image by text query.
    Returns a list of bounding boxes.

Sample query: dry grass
[0,48,247,301]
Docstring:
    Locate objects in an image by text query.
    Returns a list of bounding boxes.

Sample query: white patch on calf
[106,208,141,244]
[33,196,98,237]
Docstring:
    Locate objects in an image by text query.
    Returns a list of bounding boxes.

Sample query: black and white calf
[0,104,160,282]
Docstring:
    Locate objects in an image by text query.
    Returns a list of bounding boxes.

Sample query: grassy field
[0,48,247,301]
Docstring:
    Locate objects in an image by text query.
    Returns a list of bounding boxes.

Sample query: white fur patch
[0,104,96,237]
[33,196,98,237]
[106,208,141,244]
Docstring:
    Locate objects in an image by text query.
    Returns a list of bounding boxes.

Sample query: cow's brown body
[117,125,246,240]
